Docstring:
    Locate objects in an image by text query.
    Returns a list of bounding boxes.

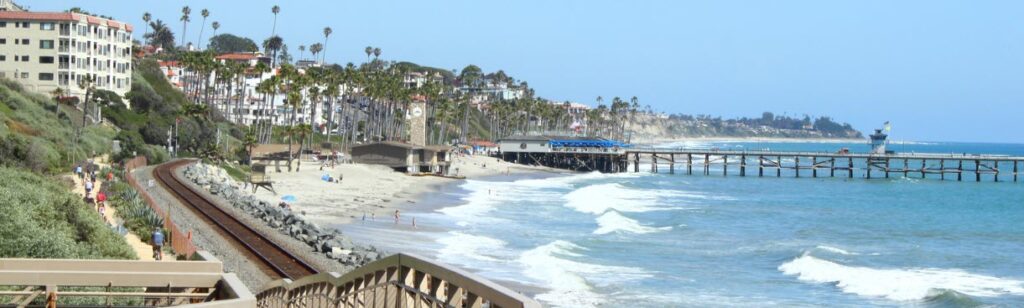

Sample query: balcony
[59,46,70,53]
[58,63,70,69]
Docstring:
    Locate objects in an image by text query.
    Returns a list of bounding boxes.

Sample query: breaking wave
[594,211,672,235]
[519,240,651,307]
[779,253,1024,301]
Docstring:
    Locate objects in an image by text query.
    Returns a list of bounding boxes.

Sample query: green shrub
[0,167,135,259]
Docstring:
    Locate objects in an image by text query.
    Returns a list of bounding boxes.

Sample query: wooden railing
[124,157,198,259]
[0,252,255,307]
[257,253,540,308]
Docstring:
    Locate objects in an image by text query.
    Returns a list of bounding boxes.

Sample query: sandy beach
[250,154,563,227]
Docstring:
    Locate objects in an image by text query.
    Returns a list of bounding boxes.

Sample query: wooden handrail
[257,253,540,308]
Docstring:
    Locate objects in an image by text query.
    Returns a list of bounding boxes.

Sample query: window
[0,38,5,44]
[19,39,29,45]
[39,56,54,64]
[20,55,28,62]
[20,72,29,79]
[41,22,55,30]
[0,55,5,61]
[0,22,6,28]
[39,73,54,81]
[21,22,29,28]
[39,40,54,49]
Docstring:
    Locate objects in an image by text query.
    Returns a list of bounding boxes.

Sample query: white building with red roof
[0,10,133,100]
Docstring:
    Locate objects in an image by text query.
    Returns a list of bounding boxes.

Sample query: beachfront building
[498,135,629,172]
[0,10,133,99]
[350,142,452,174]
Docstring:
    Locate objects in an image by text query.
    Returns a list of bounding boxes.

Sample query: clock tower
[409,101,427,146]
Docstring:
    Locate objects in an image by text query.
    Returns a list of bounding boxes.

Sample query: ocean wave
[594,211,672,235]
[520,240,652,308]
[815,245,859,256]
[436,231,510,264]
[563,183,683,215]
[779,253,1024,301]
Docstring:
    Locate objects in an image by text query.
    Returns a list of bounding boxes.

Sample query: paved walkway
[68,155,172,261]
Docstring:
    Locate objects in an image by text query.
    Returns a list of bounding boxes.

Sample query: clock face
[412,107,423,117]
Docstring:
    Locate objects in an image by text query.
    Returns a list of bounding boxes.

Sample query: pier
[624,149,1023,182]
[495,135,1023,183]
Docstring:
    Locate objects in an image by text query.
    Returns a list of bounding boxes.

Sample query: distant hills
[627,112,864,140]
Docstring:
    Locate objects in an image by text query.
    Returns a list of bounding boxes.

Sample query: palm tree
[211,21,220,39]
[364,46,372,63]
[263,36,284,66]
[141,12,151,43]
[146,20,175,51]
[297,45,305,61]
[373,47,381,60]
[180,6,191,48]
[271,5,281,36]
[243,131,257,165]
[197,9,210,50]
[309,43,322,63]
[320,27,332,65]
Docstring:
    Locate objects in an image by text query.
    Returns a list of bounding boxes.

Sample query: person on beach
[412,217,417,229]
[394,210,401,224]
[151,228,164,261]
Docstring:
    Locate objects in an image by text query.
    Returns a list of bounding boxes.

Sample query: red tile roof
[0,11,132,31]
[0,11,78,21]
[216,53,261,61]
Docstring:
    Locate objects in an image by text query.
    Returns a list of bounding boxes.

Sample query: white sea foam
[563,183,681,215]
[779,253,1024,301]
[815,245,859,255]
[594,211,672,235]
[436,231,510,264]
[520,240,652,307]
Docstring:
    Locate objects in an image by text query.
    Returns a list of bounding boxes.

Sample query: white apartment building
[0,11,133,99]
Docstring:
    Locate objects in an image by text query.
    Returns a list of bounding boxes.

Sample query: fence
[123,156,198,259]
[257,253,540,308]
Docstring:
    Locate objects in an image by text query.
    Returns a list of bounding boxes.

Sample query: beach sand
[250,154,560,227]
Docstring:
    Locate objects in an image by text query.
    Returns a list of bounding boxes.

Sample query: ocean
[338,141,1024,307]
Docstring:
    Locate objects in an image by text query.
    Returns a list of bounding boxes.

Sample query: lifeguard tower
[246,163,275,194]
[870,129,888,154]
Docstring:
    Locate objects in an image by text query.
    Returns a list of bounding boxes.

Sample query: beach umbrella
[281,195,297,202]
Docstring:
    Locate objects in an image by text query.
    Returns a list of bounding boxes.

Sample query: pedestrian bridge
[0,252,540,308]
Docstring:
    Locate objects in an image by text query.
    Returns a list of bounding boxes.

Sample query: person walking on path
[96,190,107,208]
[84,179,94,196]
[151,228,164,261]
[75,165,83,180]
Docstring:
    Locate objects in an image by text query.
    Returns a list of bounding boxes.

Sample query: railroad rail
[153,159,318,280]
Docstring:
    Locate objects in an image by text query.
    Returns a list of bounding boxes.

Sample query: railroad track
[153,159,318,280]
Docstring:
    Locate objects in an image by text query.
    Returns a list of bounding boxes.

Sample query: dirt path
[68,155,173,261]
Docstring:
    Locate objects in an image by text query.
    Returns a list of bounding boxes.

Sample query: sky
[24,0,1024,143]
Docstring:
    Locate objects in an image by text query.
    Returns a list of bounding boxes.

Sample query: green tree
[180,6,191,47]
[145,20,175,51]
[208,34,258,53]
[197,9,210,49]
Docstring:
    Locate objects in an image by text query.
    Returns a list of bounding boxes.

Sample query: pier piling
[758,156,764,177]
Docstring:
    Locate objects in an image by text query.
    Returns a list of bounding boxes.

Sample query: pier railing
[256,253,540,308]
[622,148,1023,182]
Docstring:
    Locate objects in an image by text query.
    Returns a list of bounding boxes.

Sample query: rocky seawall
[182,163,384,269]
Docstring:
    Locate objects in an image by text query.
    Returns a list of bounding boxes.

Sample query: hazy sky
[25,0,1024,142]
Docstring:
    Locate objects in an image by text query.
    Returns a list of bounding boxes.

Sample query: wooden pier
[624,149,1024,182]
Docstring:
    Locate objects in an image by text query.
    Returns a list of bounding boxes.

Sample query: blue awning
[549,139,631,148]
